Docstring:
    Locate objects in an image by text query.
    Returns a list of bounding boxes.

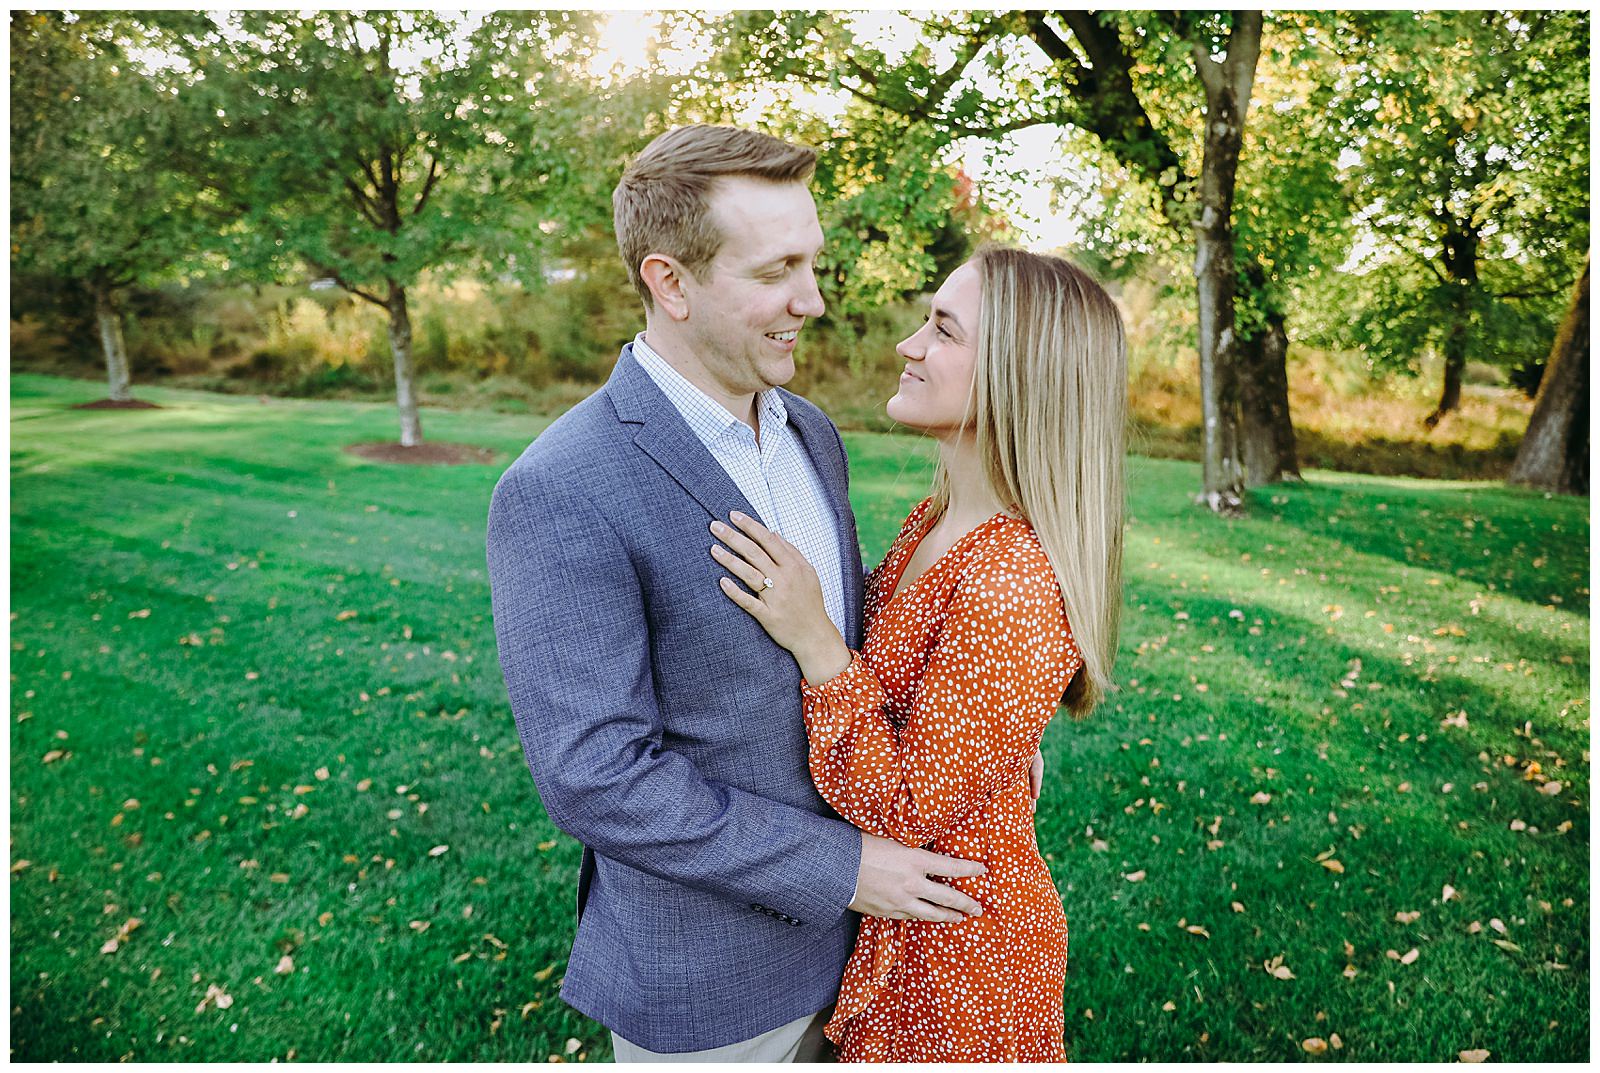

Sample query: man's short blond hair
[613,125,818,308]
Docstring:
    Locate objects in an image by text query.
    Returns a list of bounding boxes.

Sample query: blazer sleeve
[798,548,1081,847]
[487,462,861,924]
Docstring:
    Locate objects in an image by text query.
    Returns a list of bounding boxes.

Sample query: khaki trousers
[611,1007,831,1063]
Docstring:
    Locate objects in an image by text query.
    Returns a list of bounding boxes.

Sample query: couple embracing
[486,124,1126,1062]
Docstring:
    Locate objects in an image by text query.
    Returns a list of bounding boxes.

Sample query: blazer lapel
[607,344,759,524]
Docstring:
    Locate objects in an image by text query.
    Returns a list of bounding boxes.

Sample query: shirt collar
[632,333,789,442]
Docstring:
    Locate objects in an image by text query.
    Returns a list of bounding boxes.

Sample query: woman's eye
[935,324,951,339]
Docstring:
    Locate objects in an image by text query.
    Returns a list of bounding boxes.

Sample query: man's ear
[640,255,691,322]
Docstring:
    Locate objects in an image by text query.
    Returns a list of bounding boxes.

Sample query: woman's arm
[802,549,1080,847]
[711,511,1075,846]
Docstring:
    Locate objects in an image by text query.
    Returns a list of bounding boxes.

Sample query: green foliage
[1307,10,1590,375]
[9,12,210,292]
[172,12,631,297]
[10,374,1587,1060]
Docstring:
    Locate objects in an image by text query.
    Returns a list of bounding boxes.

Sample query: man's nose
[791,269,825,319]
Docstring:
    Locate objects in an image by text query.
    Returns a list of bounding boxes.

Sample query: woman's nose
[896,329,923,361]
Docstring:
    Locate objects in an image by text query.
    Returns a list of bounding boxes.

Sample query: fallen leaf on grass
[1123,870,1146,882]
[1090,839,1109,853]
[275,955,294,975]
[1250,791,1272,804]
[1161,1001,1176,1011]
[195,983,233,1013]
[1395,911,1420,924]
[564,1039,581,1055]
[1302,1037,1328,1055]
[11,860,31,874]
[1491,939,1522,953]
[1330,1033,1343,1049]
[534,963,557,982]
[335,610,359,621]
[318,912,334,926]
[1442,884,1458,902]
[99,917,143,954]
[1459,1049,1489,1063]
[409,921,430,933]
[537,840,557,852]
[1320,859,1345,874]
[1539,781,1562,795]
[1231,901,1245,913]
[429,845,449,857]
[1509,819,1527,831]
[41,750,65,764]
[1263,954,1294,980]
[1488,918,1506,934]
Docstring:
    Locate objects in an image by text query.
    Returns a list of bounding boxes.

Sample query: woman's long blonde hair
[929,246,1127,716]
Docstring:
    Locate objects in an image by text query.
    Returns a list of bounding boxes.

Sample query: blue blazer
[487,344,866,1053]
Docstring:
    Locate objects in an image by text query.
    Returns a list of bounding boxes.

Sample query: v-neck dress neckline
[880,498,1011,611]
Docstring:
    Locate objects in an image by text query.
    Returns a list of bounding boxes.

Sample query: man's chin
[760,357,797,390]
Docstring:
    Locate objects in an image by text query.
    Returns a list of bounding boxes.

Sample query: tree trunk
[1425,223,1479,429]
[386,285,423,447]
[1508,255,1589,494]
[1188,11,1261,514]
[1237,310,1301,485]
[91,283,133,402]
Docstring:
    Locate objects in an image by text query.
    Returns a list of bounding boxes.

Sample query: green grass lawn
[10,373,1589,1061]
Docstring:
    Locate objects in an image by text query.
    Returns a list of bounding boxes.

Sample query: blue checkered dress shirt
[632,333,848,636]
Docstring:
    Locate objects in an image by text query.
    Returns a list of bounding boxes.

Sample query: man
[486,125,986,1061]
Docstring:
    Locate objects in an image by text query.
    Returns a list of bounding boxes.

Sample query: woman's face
[886,260,982,436]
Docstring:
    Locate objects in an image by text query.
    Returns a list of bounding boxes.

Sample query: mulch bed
[73,399,162,410]
[343,442,498,466]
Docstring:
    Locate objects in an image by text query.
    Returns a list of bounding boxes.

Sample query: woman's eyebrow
[930,303,964,333]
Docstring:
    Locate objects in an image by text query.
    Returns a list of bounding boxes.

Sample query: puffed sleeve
[799,544,1082,846]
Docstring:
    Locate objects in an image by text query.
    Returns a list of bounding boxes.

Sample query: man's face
[678,177,826,396]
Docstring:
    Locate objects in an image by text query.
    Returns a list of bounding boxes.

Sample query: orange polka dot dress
[800,497,1082,1062]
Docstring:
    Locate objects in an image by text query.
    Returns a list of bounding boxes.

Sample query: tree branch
[942,109,1073,139]
[344,177,385,227]
[922,20,996,111]
[311,260,386,307]
[1026,12,1090,87]
[412,156,441,216]
[1225,11,1264,105]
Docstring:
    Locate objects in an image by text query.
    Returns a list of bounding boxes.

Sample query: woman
[709,246,1126,1061]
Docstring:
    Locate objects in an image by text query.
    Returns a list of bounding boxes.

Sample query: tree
[1322,10,1590,429]
[1508,255,1588,494]
[708,10,1271,511]
[10,11,207,403]
[175,11,612,446]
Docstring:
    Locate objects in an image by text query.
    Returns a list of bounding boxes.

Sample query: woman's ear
[640,255,691,322]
